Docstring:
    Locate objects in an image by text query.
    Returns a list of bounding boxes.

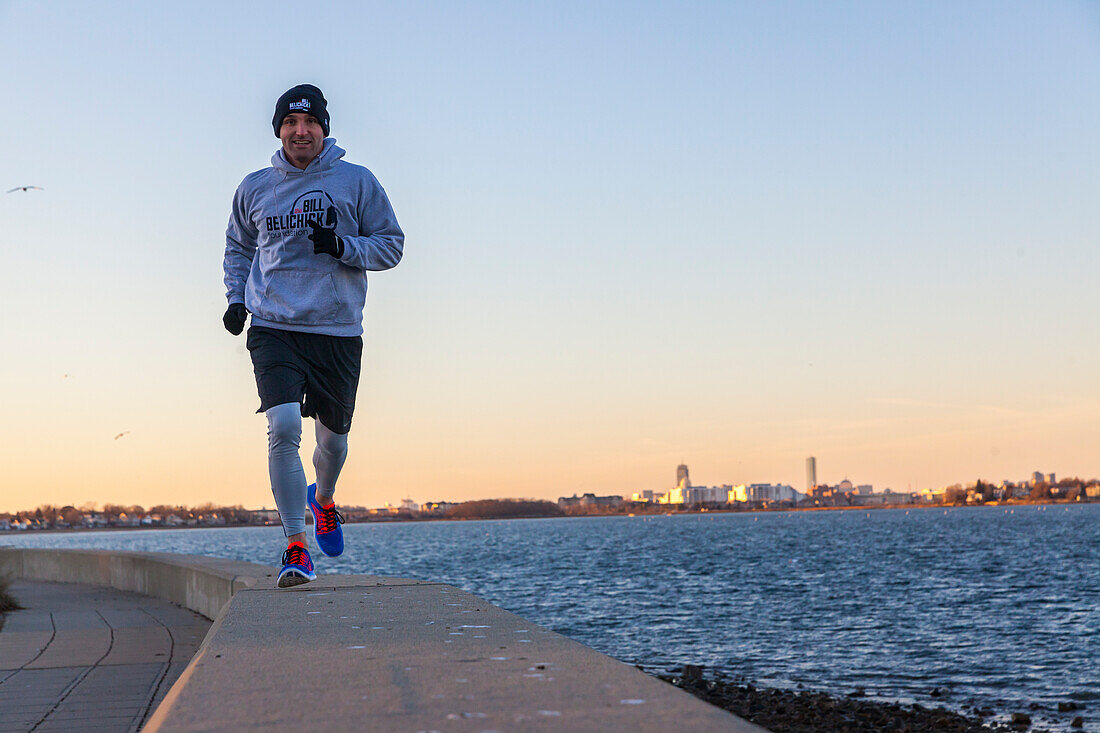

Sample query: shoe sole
[277,570,315,588]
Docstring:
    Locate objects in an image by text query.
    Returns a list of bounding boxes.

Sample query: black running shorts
[246,326,363,434]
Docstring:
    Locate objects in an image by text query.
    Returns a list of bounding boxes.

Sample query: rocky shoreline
[656,667,1088,732]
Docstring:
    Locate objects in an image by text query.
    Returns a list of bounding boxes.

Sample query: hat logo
[289,98,310,111]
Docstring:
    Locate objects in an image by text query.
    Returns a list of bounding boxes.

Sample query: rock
[1029,702,1042,710]
[1071,716,1083,728]
[653,673,1004,733]
[930,687,943,698]
[847,688,866,698]
[1058,702,1078,712]
[1011,711,1031,725]
[682,664,703,681]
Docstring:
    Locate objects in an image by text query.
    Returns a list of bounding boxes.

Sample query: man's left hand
[308,219,344,259]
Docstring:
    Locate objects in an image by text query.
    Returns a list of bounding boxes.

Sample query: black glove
[223,303,247,335]
[308,218,344,259]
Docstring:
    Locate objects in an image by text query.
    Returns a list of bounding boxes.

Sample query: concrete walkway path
[147,576,766,732]
[0,580,211,733]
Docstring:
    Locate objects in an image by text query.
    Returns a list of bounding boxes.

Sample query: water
[5,505,1098,731]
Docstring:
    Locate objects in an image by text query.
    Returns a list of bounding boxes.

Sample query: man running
[222,84,404,587]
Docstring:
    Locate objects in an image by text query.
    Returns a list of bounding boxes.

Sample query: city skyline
[3,2,1099,511]
[2,458,1087,516]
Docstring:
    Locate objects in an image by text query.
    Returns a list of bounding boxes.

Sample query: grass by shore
[0,575,23,631]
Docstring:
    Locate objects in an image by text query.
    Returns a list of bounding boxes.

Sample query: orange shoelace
[282,544,311,570]
[316,504,345,534]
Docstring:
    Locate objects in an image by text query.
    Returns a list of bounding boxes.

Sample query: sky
[2,1,1098,512]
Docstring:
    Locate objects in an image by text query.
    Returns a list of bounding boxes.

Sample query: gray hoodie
[223,139,403,337]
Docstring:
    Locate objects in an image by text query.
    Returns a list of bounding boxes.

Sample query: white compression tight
[265,402,350,537]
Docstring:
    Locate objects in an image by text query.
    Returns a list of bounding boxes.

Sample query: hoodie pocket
[330,271,366,324]
[257,270,341,325]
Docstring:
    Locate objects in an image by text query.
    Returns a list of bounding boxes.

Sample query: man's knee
[266,403,303,449]
[316,427,348,457]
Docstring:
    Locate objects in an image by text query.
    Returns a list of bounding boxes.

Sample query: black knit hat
[272,84,330,137]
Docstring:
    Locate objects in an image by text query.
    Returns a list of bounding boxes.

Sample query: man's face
[279,112,325,169]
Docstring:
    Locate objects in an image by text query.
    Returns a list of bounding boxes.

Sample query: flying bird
[114,431,130,440]
[7,186,44,193]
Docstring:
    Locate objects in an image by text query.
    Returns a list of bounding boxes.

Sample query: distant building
[250,509,281,524]
[685,486,728,505]
[586,494,623,509]
[856,484,873,495]
[838,478,853,491]
[1047,473,1056,484]
[1033,471,1044,484]
[811,484,847,502]
[746,484,768,502]
[667,485,685,504]
[806,457,817,492]
[918,487,945,503]
[557,493,623,510]
[745,483,800,503]
[664,464,692,504]
[115,512,141,527]
[421,501,458,515]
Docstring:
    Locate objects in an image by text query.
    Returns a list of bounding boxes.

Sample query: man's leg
[266,402,308,543]
[302,331,358,558]
[313,420,349,504]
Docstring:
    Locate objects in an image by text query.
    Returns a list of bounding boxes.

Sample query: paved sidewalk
[0,580,211,733]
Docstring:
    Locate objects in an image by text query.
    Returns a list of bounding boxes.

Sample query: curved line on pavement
[0,610,56,686]
[29,610,115,731]
[133,606,177,731]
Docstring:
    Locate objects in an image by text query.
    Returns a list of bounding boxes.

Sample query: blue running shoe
[277,542,316,588]
[308,483,345,557]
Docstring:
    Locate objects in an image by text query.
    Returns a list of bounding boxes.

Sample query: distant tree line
[445,499,562,520]
[2,502,256,527]
[940,477,1094,506]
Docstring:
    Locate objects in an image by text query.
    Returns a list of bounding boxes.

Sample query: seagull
[7,186,44,193]
[114,431,130,440]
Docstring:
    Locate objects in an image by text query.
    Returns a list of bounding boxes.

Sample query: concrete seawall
[0,548,268,621]
[0,548,766,732]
